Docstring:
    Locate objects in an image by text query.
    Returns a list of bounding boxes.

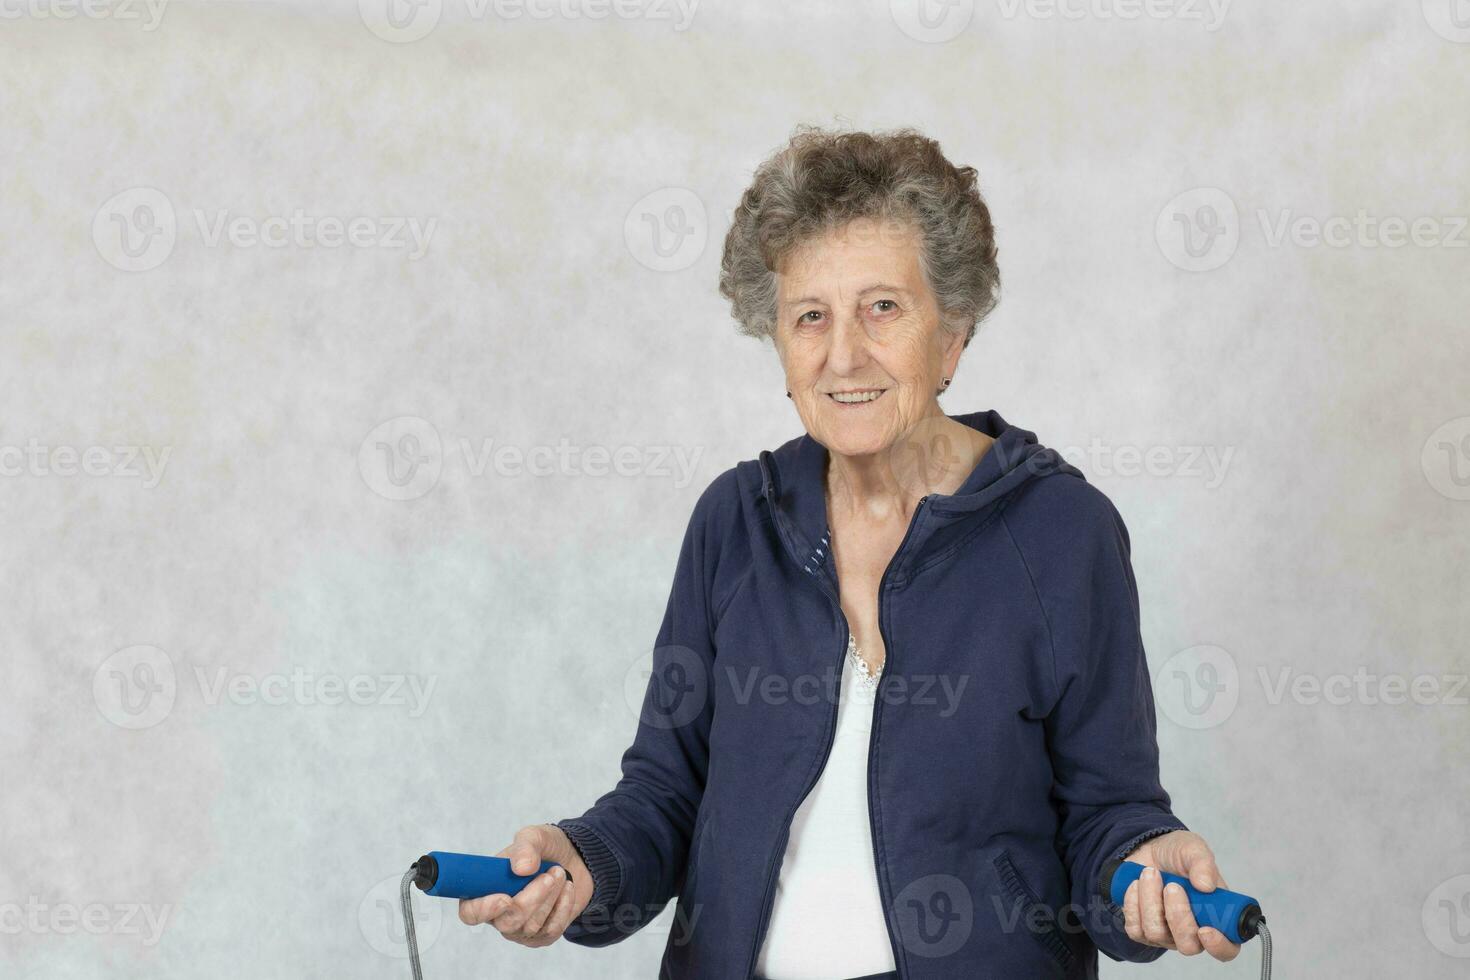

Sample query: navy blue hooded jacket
[555,409,1188,978]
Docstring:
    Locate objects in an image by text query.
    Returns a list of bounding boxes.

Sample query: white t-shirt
[754,638,898,979]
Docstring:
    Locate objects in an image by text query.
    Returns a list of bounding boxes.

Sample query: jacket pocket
[992,849,1078,972]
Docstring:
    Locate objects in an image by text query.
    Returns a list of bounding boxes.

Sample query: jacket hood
[757,408,1082,585]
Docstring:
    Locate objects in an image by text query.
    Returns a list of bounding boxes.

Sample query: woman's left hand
[1120,829,1241,962]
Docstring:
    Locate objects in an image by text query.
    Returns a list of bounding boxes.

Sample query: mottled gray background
[2,0,1467,977]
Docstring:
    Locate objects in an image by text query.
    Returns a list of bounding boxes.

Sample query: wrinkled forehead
[776,216,928,300]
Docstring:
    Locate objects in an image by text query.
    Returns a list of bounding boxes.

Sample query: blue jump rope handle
[1102,859,1263,946]
[414,851,570,900]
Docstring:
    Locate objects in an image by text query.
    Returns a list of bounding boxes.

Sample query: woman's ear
[770,332,794,399]
[938,318,967,382]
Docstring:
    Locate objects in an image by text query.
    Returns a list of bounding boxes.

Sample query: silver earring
[785,390,792,398]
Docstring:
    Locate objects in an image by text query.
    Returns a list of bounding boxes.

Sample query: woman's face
[774,217,964,461]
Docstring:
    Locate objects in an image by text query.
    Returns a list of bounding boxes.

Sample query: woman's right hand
[457,824,594,947]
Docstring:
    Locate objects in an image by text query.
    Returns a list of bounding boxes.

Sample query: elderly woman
[459,127,1240,979]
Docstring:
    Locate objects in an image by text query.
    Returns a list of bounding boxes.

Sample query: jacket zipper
[745,493,931,980]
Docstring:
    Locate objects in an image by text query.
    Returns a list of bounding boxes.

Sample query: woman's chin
[818,418,897,460]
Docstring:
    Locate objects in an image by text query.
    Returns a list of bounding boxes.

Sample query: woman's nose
[825,313,870,374]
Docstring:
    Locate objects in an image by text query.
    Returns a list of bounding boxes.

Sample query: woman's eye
[871,300,898,314]
[799,310,824,325]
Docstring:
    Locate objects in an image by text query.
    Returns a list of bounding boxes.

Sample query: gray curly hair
[718,124,1000,348]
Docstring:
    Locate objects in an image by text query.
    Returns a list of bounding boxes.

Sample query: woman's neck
[824,413,994,524]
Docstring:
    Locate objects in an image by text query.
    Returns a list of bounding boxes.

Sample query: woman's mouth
[827,389,887,406]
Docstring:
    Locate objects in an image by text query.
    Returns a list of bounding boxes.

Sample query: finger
[504,828,547,877]
[489,884,541,935]
[1182,842,1221,892]
[521,869,566,936]
[1162,881,1204,955]
[493,871,561,936]
[1199,927,1242,962]
[528,878,577,947]
[1122,880,1141,944]
[1138,867,1175,948]
[459,893,511,926]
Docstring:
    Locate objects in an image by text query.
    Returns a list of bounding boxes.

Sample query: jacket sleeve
[551,478,723,947]
[1029,484,1189,964]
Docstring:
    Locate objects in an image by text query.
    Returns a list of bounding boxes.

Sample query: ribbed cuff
[1111,822,1186,866]
[555,819,622,912]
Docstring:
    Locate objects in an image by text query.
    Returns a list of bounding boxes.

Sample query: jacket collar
[758,409,1078,583]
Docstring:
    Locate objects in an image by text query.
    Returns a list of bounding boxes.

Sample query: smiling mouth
[827,389,888,405]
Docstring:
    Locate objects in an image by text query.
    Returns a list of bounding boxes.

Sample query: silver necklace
[847,633,882,689]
